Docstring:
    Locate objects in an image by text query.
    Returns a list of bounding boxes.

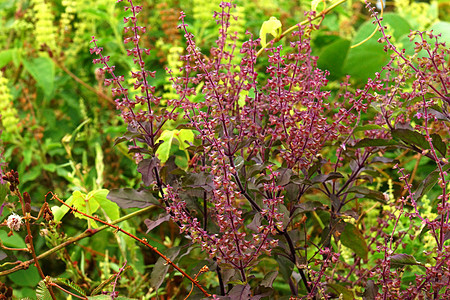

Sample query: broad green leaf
[155,130,176,163]
[353,124,384,132]
[317,38,350,79]
[52,190,106,225]
[89,189,120,221]
[259,17,282,47]
[311,0,322,11]
[0,229,26,248]
[155,129,195,164]
[276,255,293,282]
[22,56,55,99]
[8,265,41,287]
[326,283,355,300]
[176,129,195,151]
[261,271,278,288]
[0,49,15,69]
[340,223,368,260]
[344,13,411,82]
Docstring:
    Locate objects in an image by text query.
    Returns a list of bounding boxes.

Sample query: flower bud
[24,202,31,214]
[23,192,31,204]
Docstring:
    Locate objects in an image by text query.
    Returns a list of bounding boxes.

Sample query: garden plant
[0,0,449,299]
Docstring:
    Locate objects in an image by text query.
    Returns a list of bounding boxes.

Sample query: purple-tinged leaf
[137,158,160,186]
[353,138,398,148]
[247,213,262,232]
[227,284,251,299]
[144,214,170,233]
[113,131,144,146]
[390,253,423,269]
[340,222,368,260]
[276,168,293,186]
[362,280,378,300]
[347,186,387,203]
[0,250,7,261]
[294,201,326,213]
[371,156,396,164]
[430,133,446,157]
[150,247,180,292]
[107,188,158,209]
[312,172,344,184]
[261,271,278,288]
[414,163,450,201]
[276,255,293,283]
[391,128,430,150]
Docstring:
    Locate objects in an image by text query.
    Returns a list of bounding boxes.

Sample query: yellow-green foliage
[193,0,221,25]
[0,72,21,136]
[225,4,246,65]
[59,0,77,45]
[163,46,184,101]
[395,0,439,30]
[31,0,58,51]
[64,0,99,63]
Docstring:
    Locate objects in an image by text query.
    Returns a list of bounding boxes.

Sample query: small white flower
[7,213,23,231]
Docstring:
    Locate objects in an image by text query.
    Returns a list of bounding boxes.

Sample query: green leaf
[344,13,411,82]
[0,229,26,248]
[259,17,282,47]
[22,56,55,99]
[52,190,106,226]
[36,280,52,300]
[326,283,355,300]
[8,265,41,287]
[155,130,176,163]
[0,49,15,69]
[317,38,350,79]
[353,124,384,132]
[391,128,430,150]
[90,189,120,221]
[53,278,86,297]
[340,223,368,260]
[176,129,195,151]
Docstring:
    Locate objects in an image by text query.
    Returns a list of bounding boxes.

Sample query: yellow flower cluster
[31,0,58,51]
[0,72,21,136]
